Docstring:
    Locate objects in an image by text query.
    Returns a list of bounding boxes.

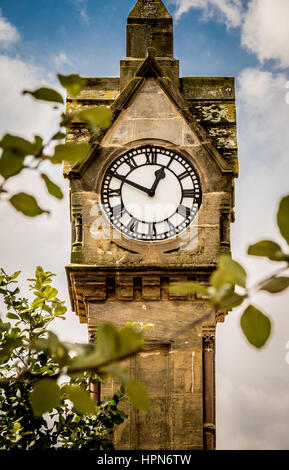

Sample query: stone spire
[127,0,174,58]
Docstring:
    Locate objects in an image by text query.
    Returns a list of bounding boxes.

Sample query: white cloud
[237,68,289,166]
[79,8,89,25]
[171,0,289,68]
[171,0,243,28]
[241,0,289,69]
[217,375,289,449]
[0,55,60,138]
[233,67,289,267]
[0,53,87,342]
[54,52,74,71]
[214,67,289,449]
[0,10,20,49]
[69,0,89,25]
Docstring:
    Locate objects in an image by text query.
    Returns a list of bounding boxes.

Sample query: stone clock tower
[65,0,238,450]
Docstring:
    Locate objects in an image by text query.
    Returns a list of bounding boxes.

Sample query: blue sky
[0,0,257,77]
[0,0,289,450]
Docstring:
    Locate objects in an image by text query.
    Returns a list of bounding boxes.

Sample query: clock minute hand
[108,171,152,195]
[150,167,166,196]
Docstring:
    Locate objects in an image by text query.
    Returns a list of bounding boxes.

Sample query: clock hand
[150,167,166,196]
[108,171,152,196]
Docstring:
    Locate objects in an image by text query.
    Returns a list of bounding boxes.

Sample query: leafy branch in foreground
[0,267,150,450]
[0,74,113,217]
[170,194,289,349]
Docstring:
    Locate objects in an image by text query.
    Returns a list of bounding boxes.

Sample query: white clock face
[101,145,202,241]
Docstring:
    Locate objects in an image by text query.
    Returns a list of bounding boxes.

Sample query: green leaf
[96,323,143,362]
[33,135,43,153]
[169,281,208,296]
[35,332,70,366]
[126,380,150,411]
[62,384,96,414]
[0,134,35,155]
[10,270,21,280]
[118,326,144,356]
[0,321,10,332]
[69,323,143,371]
[96,323,120,362]
[13,422,21,433]
[51,132,66,141]
[0,329,23,357]
[41,173,63,199]
[33,328,46,335]
[248,240,287,262]
[105,364,131,385]
[0,150,25,178]
[34,265,46,288]
[260,276,289,293]
[218,293,245,310]
[78,106,113,132]
[51,143,90,164]
[57,74,87,97]
[30,379,61,416]
[43,285,58,300]
[277,195,289,246]
[211,256,247,289]
[23,87,64,104]
[6,313,19,320]
[208,284,235,306]
[240,305,271,348]
[10,193,48,217]
[54,303,67,316]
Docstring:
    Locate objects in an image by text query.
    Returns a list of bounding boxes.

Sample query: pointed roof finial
[128,0,172,20]
[127,0,173,58]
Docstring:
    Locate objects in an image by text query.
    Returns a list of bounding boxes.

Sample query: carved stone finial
[128,0,172,20]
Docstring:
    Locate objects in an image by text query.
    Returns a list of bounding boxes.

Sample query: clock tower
[65,0,238,450]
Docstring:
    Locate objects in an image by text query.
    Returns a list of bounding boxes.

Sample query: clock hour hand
[108,171,152,195]
[149,167,166,196]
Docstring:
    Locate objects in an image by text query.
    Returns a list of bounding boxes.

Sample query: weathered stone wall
[181,77,238,172]
[66,265,216,449]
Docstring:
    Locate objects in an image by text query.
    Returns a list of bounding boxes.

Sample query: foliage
[0,74,113,216]
[170,194,289,349]
[0,267,149,449]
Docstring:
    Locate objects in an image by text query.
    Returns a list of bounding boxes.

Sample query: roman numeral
[108,188,121,197]
[127,217,139,233]
[166,156,174,168]
[125,156,137,170]
[147,222,157,237]
[108,170,121,179]
[112,204,124,219]
[182,189,195,198]
[178,204,191,219]
[178,170,190,180]
[167,220,176,232]
[145,150,157,165]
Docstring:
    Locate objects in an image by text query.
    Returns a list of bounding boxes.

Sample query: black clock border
[101,145,202,242]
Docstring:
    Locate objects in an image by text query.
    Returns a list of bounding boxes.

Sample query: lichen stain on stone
[66,102,95,112]
[194,104,235,124]
[208,128,237,148]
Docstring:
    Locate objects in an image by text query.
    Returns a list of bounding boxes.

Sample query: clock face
[101,145,202,241]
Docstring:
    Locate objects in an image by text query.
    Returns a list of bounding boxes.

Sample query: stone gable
[102,78,199,148]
